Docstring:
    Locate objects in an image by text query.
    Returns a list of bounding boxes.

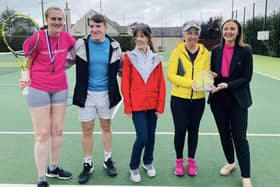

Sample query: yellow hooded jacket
[167,42,210,99]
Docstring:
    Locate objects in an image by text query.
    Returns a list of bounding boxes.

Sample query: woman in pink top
[208,19,253,187]
[20,6,76,187]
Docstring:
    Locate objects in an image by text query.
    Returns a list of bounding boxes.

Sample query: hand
[192,82,201,92]
[155,112,161,116]
[208,70,217,78]
[205,83,216,92]
[211,82,228,93]
[217,82,228,89]
[127,114,132,118]
[19,79,31,91]
[19,70,31,91]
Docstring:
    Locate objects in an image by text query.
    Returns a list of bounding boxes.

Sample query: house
[69,9,120,37]
[67,9,183,52]
[151,27,182,52]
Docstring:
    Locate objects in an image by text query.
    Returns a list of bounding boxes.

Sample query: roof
[115,26,183,37]
[118,26,128,34]
[151,27,182,37]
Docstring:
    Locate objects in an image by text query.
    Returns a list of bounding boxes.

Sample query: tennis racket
[1,13,40,95]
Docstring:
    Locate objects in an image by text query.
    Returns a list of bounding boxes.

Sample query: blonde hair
[220,19,250,48]
[45,6,64,19]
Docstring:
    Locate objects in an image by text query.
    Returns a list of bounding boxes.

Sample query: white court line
[0,71,279,87]
[254,71,280,81]
[0,131,280,137]
[111,99,123,119]
[0,185,169,187]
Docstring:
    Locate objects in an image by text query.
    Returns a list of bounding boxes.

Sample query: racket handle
[21,71,29,95]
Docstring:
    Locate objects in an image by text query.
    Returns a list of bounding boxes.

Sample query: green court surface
[0,53,280,187]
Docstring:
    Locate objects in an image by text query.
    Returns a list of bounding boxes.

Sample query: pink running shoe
[187,158,198,176]
[174,158,184,176]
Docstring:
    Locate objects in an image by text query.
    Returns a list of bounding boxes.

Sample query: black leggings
[171,96,205,159]
[210,90,251,178]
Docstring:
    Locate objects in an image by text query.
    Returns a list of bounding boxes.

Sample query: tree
[199,16,223,50]
[0,7,16,37]
[0,7,38,52]
[200,16,223,40]
[0,7,16,20]
[244,11,280,57]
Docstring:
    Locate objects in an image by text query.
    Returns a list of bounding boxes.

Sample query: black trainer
[103,158,117,177]
[78,162,94,184]
[46,166,72,180]
[37,181,49,187]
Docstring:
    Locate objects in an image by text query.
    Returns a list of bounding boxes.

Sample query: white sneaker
[143,164,156,177]
[242,178,252,187]
[129,169,141,183]
[220,163,236,176]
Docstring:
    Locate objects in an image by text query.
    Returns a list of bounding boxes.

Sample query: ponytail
[148,40,155,53]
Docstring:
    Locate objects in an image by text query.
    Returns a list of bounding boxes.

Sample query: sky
[0,0,279,27]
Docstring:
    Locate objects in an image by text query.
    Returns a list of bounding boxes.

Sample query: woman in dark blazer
[208,19,253,187]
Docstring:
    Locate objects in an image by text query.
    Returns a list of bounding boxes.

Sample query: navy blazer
[208,44,253,109]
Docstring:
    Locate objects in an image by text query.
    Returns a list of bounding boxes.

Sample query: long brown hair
[133,23,155,52]
[220,19,250,48]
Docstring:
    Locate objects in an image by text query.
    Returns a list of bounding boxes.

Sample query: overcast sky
[0,0,279,27]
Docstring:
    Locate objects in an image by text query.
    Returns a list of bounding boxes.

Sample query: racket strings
[2,15,39,52]
[2,14,40,70]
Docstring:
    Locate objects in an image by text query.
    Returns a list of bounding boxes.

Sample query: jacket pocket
[177,58,185,76]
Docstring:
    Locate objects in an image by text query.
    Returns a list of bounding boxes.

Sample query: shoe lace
[176,159,184,169]
[131,169,140,175]
[81,163,91,175]
[56,167,65,175]
[176,159,184,165]
[144,164,153,170]
[105,159,115,169]
[188,159,196,166]
[224,164,234,170]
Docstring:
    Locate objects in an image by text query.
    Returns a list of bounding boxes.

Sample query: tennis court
[0,52,279,187]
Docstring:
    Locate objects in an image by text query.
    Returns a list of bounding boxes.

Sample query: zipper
[190,62,194,101]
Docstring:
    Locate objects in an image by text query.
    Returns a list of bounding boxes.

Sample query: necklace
[45,29,59,73]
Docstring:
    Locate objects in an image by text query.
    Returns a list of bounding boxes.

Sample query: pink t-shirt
[23,30,76,92]
[221,43,234,78]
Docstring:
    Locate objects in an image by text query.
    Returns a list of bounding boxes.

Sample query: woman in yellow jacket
[167,21,211,177]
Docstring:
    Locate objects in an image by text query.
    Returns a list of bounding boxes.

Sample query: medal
[51,66,55,73]
[45,29,59,73]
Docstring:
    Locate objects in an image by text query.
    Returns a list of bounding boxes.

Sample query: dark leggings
[171,96,205,159]
[129,109,157,170]
[210,90,251,178]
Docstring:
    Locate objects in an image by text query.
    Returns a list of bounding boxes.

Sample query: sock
[84,156,93,165]
[38,176,46,183]
[104,151,112,162]
[48,164,58,171]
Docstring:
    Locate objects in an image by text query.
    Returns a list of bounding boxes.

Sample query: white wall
[152,37,182,52]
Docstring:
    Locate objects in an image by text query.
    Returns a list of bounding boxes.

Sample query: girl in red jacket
[121,23,166,183]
